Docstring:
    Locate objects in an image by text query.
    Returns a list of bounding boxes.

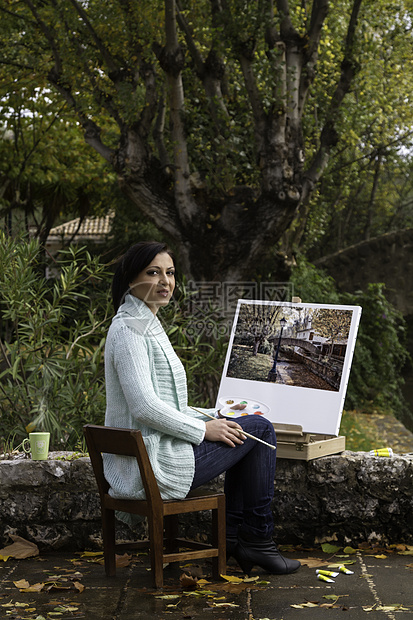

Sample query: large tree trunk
[18,0,364,282]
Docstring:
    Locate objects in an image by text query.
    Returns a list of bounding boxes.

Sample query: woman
[104,241,300,575]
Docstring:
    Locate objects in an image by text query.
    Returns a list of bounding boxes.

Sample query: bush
[0,238,228,450]
[342,284,411,423]
[0,233,112,450]
[291,257,411,424]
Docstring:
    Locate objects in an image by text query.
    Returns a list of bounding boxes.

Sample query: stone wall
[1,451,412,551]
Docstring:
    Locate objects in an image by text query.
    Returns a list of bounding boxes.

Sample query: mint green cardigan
[103,295,214,508]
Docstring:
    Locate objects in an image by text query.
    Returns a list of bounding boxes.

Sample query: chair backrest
[83,424,162,505]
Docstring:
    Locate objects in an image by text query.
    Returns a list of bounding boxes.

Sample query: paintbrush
[190,406,276,450]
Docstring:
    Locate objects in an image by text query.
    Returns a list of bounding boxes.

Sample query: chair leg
[148,510,165,589]
[211,495,226,579]
[164,514,179,554]
[102,508,116,577]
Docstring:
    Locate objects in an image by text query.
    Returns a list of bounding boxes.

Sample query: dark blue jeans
[190,416,276,539]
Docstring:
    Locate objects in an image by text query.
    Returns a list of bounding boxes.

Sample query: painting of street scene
[226,302,353,391]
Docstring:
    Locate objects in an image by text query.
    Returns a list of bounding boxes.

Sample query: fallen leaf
[197,579,210,586]
[297,557,329,568]
[115,553,131,568]
[374,554,387,559]
[389,543,408,551]
[321,543,341,554]
[155,594,181,600]
[343,546,357,554]
[73,581,85,593]
[13,579,30,589]
[377,604,410,611]
[220,574,244,583]
[19,582,45,593]
[328,560,355,568]
[180,572,198,589]
[0,536,39,559]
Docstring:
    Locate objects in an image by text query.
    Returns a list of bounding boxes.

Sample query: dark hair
[112,241,175,312]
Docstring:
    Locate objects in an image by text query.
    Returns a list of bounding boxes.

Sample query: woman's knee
[238,415,276,442]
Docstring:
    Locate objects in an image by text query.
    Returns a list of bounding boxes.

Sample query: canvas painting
[216,300,362,435]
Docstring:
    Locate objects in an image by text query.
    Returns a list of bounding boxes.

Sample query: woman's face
[129,252,175,314]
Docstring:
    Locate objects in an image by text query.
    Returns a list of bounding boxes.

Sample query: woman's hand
[204,418,245,447]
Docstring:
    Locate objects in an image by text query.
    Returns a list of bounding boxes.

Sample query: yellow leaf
[343,546,357,554]
[374,554,387,559]
[80,551,104,557]
[220,574,244,583]
[155,595,180,600]
[0,555,10,562]
[377,604,410,611]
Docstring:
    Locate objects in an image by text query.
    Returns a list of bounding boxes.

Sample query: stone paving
[1,545,412,619]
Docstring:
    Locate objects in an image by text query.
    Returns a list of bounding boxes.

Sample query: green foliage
[0,237,228,452]
[289,255,341,304]
[342,284,411,422]
[0,233,112,450]
[290,258,410,422]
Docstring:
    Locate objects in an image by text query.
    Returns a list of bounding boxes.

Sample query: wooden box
[273,423,346,461]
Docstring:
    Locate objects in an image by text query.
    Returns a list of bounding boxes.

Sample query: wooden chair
[83,424,226,588]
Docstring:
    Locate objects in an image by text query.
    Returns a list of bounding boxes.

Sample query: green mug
[22,432,50,460]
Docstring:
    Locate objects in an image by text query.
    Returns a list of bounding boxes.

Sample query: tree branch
[298,0,329,115]
[67,0,119,75]
[176,4,230,123]
[292,0,364,246]
[156,0,198,227]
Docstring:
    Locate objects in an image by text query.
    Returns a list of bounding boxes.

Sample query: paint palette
[218,397,270,418]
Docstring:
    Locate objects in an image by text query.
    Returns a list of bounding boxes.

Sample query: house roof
[48,212,114,239]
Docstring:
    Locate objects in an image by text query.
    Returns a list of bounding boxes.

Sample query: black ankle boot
[233,533,301,575]
[226,536,239,560]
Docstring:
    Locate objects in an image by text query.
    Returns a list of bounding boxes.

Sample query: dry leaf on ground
[296,557,330,568]
[0,535,39,559]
